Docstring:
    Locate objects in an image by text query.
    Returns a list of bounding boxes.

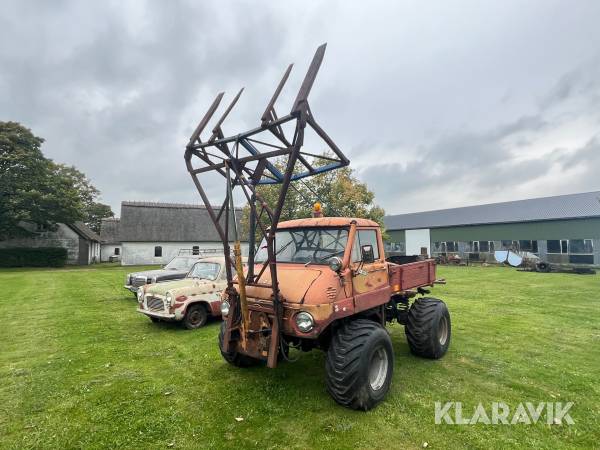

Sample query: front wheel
[405,297,451,359]
[325,319,394,411]
[218,322,259,367]
[182,304,208,330]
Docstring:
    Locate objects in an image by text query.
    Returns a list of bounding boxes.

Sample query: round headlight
[220,300,230,316]
[328,256,343,272]
[295,311,314,333]
[137,288,144,302]
[165,292,173,307]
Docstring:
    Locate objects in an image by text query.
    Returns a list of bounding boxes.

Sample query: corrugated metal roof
[119,201,244,242]
[384,191,600,230]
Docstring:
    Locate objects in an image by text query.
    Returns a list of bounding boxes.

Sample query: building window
[569,239,593,254]
[446,241,458,253]
[192,246,200,255]
[479,241,489,253]
[489,241,495,253]
[114,247,120,255]
[154,246,162,257]
[547,240,569,254]
[518,240,538,253]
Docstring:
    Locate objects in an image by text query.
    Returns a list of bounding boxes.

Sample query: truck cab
[220,216,445,367]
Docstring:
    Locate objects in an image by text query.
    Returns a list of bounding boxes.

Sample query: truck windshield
[188,262,220,280]
[255,227,348,265]
[164,257,198,271]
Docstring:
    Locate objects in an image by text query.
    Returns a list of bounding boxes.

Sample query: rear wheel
[405,297,451,359]
[183,304,208,330]
[218,322,259,367]
[325,319,394,411]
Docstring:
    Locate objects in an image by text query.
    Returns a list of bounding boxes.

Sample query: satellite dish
[507,252,523,267]
[494,251,508,264]
[494,250,523,267]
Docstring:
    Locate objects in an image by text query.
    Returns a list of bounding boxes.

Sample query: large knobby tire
[405,297,451,359]
[326,319,394,411]
[182,303,208,330]
[218,322,259,367]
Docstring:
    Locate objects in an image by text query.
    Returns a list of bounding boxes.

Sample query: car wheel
[183,304,208,330]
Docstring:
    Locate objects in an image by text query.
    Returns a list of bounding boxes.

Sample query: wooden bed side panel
[388,260,436,291]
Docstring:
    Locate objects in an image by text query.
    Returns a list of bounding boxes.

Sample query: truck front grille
[146,296,164,311]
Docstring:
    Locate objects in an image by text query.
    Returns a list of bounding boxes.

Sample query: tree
[240,153,386,242]
[50,163,114,233]
[0,122,113,239]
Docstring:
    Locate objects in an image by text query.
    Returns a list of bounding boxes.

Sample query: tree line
[0,121,113,239]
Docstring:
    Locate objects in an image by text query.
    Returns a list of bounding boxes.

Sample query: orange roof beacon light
[312,202,323,218]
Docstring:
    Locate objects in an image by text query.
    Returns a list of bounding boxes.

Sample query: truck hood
[145,278,215,296]
[245,265,323,304]
[129,269,187,280]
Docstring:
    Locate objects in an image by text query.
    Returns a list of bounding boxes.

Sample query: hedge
[0,247,68,267]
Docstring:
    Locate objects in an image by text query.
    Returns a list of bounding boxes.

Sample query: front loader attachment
[184,43,349,367]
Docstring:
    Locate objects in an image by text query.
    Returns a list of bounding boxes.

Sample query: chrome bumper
[137,308,176,320]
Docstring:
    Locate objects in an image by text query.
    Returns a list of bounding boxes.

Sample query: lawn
[1,264,598,449]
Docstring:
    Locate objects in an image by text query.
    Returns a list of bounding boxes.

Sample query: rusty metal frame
[184,43,349,368]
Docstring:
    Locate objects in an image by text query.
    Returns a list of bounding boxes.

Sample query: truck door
[351,229,390,313]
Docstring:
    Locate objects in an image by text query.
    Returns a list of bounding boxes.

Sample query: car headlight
[328,256,343,272]
[295,311,314,332]
[220,300,230,316]
[137,288,144,302]
[165,292,173,307]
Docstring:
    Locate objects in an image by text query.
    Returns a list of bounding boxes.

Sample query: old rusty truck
[183,43,451,410]
[136,256,234,329]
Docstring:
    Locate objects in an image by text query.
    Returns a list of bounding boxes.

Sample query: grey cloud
[2,1,600,216]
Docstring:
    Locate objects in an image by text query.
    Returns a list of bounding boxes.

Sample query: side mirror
[361,244,375,264]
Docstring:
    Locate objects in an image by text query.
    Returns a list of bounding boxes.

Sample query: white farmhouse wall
[405,229,431,257]
[0,223,81,264]
[121,242,249,266]
[100,244,122,262]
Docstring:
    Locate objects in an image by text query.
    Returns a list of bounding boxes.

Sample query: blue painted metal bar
[238,138,284,182]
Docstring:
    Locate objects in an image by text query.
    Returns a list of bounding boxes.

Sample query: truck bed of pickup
[387,259,437,293]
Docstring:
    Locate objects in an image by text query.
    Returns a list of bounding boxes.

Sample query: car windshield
[187,262,220,280]
[164,257,198,271]
[255,227,348,265]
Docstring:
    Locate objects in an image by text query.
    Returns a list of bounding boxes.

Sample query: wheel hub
[368,347,388,391]
[438,316,448,345]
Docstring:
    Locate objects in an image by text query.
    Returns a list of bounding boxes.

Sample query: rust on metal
[184,43,350,367]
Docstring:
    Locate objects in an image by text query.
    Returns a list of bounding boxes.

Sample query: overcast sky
[2,0,600,217]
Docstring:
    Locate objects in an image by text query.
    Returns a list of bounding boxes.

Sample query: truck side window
[352,230,380,262]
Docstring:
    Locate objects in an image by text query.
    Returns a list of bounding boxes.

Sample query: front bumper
[137,308,177,321]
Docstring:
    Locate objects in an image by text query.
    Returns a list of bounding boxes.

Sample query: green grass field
[1,264,598,449]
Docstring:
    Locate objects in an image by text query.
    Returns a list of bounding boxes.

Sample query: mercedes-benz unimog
[183,44,451,410]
